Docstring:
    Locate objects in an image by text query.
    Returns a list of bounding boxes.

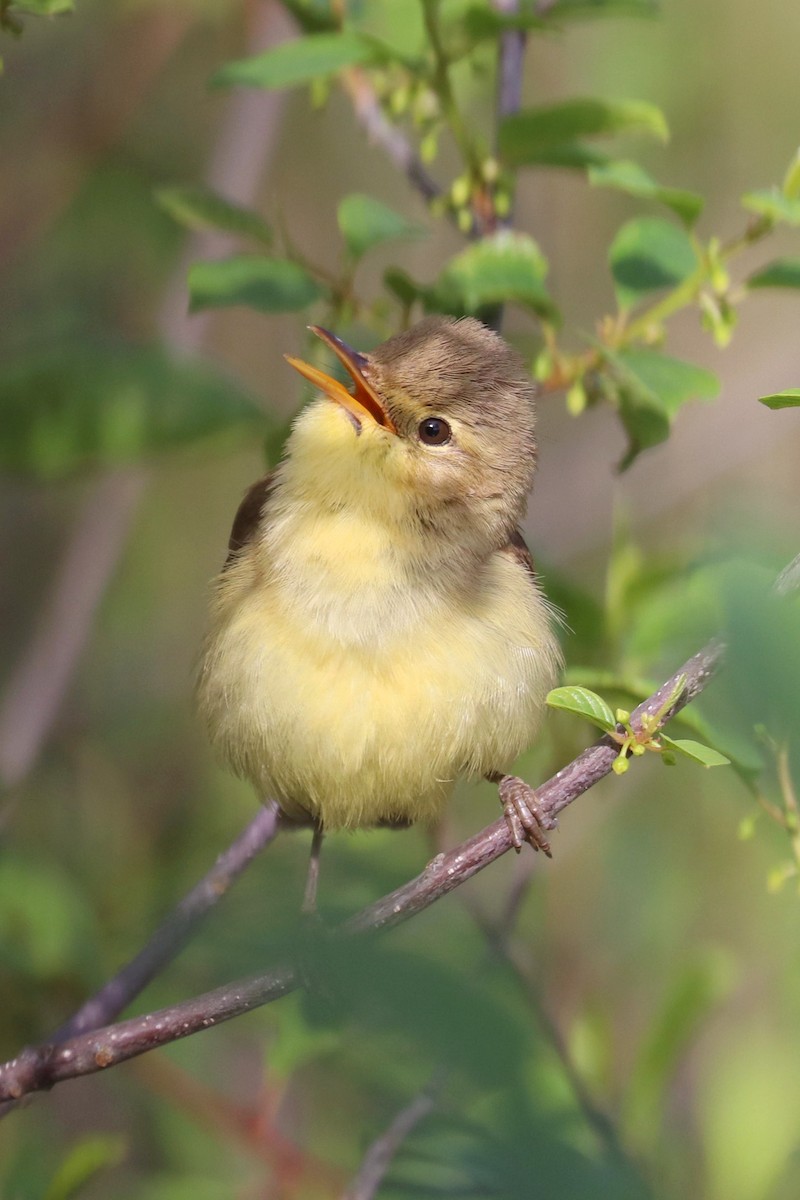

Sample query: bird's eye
[418,417,451,446]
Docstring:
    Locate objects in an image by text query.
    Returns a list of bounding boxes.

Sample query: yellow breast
[197,492,561,831]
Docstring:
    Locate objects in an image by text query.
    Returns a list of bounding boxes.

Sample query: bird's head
[283,316,539,555]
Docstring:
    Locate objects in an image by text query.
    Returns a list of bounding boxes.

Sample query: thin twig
[341,1083,439,1200]
[53,801,282,1041]
[0,638,724,1107]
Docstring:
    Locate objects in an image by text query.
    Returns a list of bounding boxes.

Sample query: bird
[197,316,562,900]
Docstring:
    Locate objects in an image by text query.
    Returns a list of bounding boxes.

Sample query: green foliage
[589,160,704,226]
[748,258,800,289]
[211,31,378,90]
[0,342,268,479]
[42,1136,127,1200]
[759,389,800,408]
[499,97,668,167]
[547,684,616,732]
[155,185,273,247]
[428,231,556,319]
[337,193,425,259]
[608,216,698,309]
[187,256,323,314]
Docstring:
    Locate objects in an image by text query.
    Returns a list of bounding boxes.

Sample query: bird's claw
[497,775,555,857]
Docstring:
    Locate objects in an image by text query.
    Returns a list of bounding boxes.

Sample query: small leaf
[428,231,557,320]
[589,159,703,225]
[758,390,800,409]
[747,259,800,290]
[188,256,323,314]
[7,0,73,13]
[616,349,719,417]
[460,5,548,42]
[546,685,616,732]
[211,32,377,90]
[742,188,800,226]
[155,185,272,246]
[660,737,730,767]
[608,216,698,308]
[337,194,425,260]
[516,142,612,170]
[782,149,800,199]
[43,1135,126,1200]
[500,98,668,167]
[0,342,268,480]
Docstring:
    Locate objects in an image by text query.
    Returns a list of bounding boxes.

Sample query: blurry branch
[339,67,443,206]
[53,801,282,1041]
[0,0,293,791]
[341,1080,439,1200]
[0,639,723,1107]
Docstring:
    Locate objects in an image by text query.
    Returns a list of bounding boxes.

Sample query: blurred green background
[1,1,800,1197]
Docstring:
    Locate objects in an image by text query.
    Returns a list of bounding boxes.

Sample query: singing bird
[197,316,562,862]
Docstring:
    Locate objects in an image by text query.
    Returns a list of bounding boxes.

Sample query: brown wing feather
[502,526,536,577]
[224,472,276,568]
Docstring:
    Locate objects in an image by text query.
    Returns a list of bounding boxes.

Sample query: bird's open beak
[285,326,397,433]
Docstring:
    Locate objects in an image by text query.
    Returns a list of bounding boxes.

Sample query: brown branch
[339,67,443,206]
[341,1082,439,1200]
[53,801,282,1042]
[0,639,723,1107]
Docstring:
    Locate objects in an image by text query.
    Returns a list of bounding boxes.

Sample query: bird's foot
[495,774,555,857]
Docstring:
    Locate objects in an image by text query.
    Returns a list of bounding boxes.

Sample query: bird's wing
[224,472,276,567]
[501,526,536,578]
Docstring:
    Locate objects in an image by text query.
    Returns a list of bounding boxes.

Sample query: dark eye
[418,417,451,446]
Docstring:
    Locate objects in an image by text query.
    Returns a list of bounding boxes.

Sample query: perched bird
[197,316,562,880]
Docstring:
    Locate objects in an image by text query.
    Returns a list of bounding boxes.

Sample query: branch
[341,1081,439,1200]
[53,801,282,1041]
[0,639,723,1106]
[339,67,443,205]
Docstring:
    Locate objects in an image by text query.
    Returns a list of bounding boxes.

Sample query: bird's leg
[301,825,324,915]
[487,772,555,857]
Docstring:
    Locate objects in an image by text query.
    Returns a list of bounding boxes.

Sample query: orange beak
[285,326,397,434]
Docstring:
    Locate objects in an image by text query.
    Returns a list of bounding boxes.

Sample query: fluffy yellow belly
[198,537,559,830]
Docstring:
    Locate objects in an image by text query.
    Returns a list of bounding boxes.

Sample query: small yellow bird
[197,316,562,868]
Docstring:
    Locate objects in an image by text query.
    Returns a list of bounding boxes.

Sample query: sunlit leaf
[608,216,698,308]
[500,98,668,167]
[211,32,377,90]
[616,349,719,416]
[337,194,425,260]
[546,685,616,731]
[747,258,800,289]
[188,256,323,314]
[0,342,268,479]
[742,188,800,226]
[589,159,703,225]
[660,737,731,767]
[758,389,800,409]
[428,231,557,320]
[155,185,272,246]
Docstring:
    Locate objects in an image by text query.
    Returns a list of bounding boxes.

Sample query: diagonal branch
[341,1079,439,1200]
[0,638,723,1108]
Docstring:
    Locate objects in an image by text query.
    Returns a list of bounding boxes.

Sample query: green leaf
[600,346,716,467]
[337,194,425,260]
[660,737,731,767]
[747,258,800,289]
[500,98,668,167]
[384,266,422,307]
[782,149,800,199]
[43,1136,126,1200]
[589,159,703,225]
[616,349,719,416]
[608,216,698,308]
[546,685,616,732]
[758,389,800,409]
[516,142,612,170]
[742,188,800,226]
[154,185,272,247]
[188,256,323,314]
[0,342,268,480]
[460,4,548,42]
[6,0,72,13]
[428,231,557,320]
[211,32,377,90]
